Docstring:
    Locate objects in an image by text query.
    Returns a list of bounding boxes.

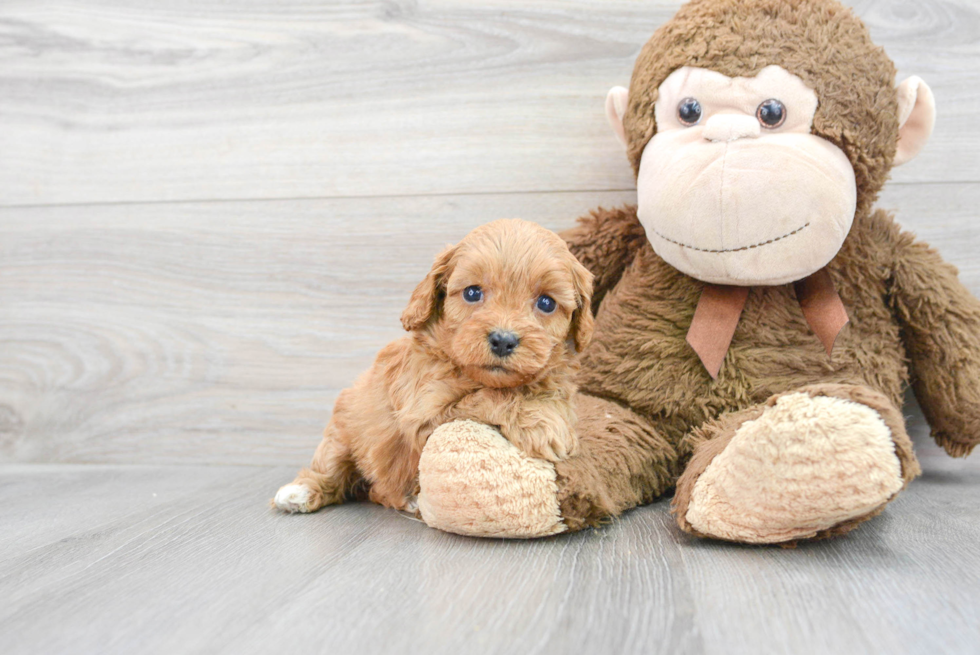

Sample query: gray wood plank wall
[2,0,979,467]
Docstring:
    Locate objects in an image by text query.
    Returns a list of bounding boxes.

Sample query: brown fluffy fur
[558,202,980,537]
[277,219,595,512]
[529,0,980,539]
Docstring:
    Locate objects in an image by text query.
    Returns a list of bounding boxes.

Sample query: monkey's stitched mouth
[650,222,810,253]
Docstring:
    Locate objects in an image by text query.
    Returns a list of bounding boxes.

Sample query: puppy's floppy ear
[568,255,595,352]
[401,244,456,332]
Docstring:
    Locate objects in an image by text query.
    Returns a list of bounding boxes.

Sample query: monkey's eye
[757,99,787,128]
[536,295,557,314]
[462,286,483,303]
[677,98,702,126]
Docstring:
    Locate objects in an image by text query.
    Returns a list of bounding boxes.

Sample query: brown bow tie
[686,268,849,379]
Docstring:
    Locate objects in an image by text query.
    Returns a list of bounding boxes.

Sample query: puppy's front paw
[513,423,578,463]
[273,483,315,513]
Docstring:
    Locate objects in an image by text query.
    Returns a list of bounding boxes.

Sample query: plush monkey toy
[414,0,980,543]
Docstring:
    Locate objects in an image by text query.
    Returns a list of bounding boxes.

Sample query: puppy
[273,218,594,513]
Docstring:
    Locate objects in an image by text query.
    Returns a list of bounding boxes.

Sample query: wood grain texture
[0,0,978,207]
[0,422,977,655]
[1,2,978,652]
[2,184,977,466]
[0,190,634,465]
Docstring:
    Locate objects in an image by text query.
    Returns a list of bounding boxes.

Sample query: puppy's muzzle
[488,330,520,358]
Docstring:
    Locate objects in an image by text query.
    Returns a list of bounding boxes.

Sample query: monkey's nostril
[488,330,520,358]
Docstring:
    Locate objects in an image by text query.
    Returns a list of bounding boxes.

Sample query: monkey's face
[636,65,857,286]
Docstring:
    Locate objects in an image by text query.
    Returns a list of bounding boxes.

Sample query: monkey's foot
[672,385,920,544]
[417,420,566,538]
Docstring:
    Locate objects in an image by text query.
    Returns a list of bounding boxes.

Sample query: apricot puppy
[274,219,594,513]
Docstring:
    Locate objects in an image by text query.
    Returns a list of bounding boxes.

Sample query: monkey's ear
[401,244,456,332]
[894,76,936,167]
[605,86,629,146]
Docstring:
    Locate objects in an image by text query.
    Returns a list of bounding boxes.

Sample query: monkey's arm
[889,226,980,457]
[560,205,648,313]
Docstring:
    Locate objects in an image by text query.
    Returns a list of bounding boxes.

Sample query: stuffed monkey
[415,0,980,543]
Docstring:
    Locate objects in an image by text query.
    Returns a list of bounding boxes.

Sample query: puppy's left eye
[536,295,557,314]
[462,286,483,303]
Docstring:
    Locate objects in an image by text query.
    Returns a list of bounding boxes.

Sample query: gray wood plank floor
[1,409,978,655]
[2,0,980,653]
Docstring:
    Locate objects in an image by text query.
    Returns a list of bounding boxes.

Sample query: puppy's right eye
[462,286,483,303]
[536,295,557,313]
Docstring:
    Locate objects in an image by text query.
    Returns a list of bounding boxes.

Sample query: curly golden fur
[274,219,594,512]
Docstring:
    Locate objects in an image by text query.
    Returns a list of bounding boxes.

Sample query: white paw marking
[274,484,312,513]
[404,496,419,513]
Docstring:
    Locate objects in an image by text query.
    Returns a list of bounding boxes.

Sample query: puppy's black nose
[488,330,520,358]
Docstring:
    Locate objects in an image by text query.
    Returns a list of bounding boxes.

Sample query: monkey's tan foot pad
[674,392,907,544]
[418,420,567,538]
